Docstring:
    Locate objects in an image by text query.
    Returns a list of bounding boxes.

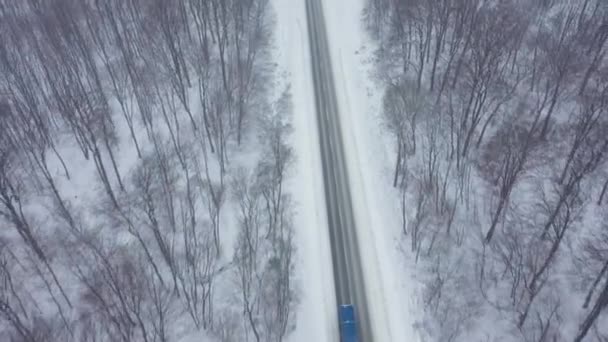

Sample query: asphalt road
[304,0,373,340]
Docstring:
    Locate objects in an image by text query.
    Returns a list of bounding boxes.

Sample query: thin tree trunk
[583,259,608,309]
[485,196,506,243]
[598,177,608,205]
[574,279,608,342]
[394,140,402,187]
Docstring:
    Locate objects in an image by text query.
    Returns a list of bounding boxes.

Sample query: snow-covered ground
[0,1,308,340]
[271,0,336,341]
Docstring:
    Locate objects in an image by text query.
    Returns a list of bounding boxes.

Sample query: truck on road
[339,305,358,342]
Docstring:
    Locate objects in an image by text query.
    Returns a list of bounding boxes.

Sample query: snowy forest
[365,0,608,341]
[0,0,298,341]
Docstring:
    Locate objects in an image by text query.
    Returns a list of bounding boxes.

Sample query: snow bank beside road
[271,0,337,341]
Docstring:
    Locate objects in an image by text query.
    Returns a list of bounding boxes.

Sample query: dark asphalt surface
[304,0,373,340]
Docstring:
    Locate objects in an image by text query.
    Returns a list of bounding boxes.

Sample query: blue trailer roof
[339,305,356,322]
[339,305,358,342]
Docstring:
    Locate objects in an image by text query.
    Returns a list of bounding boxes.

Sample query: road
[305,0,373,340]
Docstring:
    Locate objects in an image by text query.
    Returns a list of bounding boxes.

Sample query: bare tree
[0,241,36,342]
[576,212,608,342]
[477,109,544,243]
[233,168,263,342]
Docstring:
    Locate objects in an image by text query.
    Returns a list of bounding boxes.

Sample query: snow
[270,0,337,341]
[321,0,422,341]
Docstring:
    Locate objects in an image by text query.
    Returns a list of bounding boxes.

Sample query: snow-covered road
[273,0,421,340]
[305,0,373,339]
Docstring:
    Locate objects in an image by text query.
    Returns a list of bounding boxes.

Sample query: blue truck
[339,305,358,342]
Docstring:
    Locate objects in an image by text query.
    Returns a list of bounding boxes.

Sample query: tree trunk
[598,177,608,205]
[394,140,402,187]
[583,259,608,309]
[574,278,608,342]
[485,196,506,243]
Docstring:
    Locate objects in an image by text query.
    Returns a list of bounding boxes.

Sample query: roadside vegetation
[0,1,297,341]
[365,0,608,340]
